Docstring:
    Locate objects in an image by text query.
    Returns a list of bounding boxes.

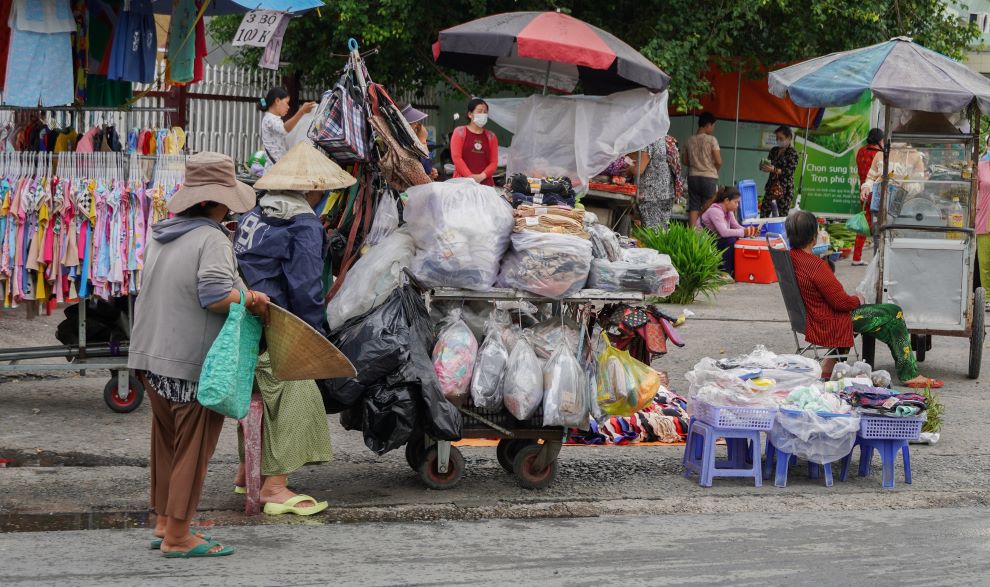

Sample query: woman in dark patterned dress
[760,126,799,218]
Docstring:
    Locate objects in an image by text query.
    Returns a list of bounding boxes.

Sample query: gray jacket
[128,217,246,382]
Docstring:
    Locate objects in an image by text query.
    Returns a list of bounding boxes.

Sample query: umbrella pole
[796,109,811,209]
[542,61,552,96]
[732,69,741,184]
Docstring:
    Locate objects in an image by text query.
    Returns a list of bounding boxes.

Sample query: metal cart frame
[404,287,646,490]
[865,105,985,378]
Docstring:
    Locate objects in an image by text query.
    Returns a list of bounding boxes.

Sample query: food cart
[769,37,988,378]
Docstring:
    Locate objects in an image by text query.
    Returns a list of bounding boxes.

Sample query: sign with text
[232,10,286,47]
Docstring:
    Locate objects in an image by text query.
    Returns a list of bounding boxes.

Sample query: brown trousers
[147,383,225,521]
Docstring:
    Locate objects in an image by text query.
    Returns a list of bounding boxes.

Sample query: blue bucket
[760,218,788,246]
[737,179,758,221]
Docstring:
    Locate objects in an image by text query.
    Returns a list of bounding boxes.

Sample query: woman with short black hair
[760,125,799,218]
[450,97,498,186]
[786,210,942,387]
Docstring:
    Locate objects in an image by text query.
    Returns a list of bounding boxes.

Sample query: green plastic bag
[197,291,262,419]
[845,212,871,237]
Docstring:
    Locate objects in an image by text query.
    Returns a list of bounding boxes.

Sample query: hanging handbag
[366,84,431,191]
[197,291,263,419]
[309,65,369,164]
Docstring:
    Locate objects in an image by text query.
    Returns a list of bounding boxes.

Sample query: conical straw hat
[255,142,357,191]
[265,304,356,381]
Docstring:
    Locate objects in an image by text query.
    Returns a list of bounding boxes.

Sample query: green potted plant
[634,224,732,305]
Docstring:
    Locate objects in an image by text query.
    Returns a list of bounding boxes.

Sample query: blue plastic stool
[763,438,835,488]
[839,437,912,489]
[683,419,763,487]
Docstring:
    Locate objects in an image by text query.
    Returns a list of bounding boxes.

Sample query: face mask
[473,113,489,128]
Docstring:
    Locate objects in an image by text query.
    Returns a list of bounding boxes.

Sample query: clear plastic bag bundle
[503,338,543,420]
[431,310,478,402]
[497,231,592,299]
[366,193,400,247]
[587,223,622,261]
[586,250,679,297]
[769,410,861,464]
[595,334,662,416]
[326,229,414,332]
[527,318,580,360]
[470,319,509,410]
[542,343,589,427]
[404,178,514,290]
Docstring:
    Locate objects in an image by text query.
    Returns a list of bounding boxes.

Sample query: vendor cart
[867,111,984,378]
[769,37,990,379]
[406,286,647,490]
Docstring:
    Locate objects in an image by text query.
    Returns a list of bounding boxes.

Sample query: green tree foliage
[209,0,979,110]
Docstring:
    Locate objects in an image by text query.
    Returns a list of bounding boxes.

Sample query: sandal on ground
[262,495,328,516]
[151,529,211,550]
[905,377,944,389]
[162,540,234,558]
[233,485,246,495]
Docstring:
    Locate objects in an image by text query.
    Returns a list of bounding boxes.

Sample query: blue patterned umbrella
[769,37,990,113]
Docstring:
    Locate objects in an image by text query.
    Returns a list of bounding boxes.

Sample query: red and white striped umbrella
[433,11,669,95]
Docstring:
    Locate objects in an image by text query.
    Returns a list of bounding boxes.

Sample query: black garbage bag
[55,298,130,346]
[363,382,418,455]
[319,283,462,441]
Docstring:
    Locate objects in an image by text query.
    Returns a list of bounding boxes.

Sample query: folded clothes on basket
[511,191,577,208]
[845,384,927,417]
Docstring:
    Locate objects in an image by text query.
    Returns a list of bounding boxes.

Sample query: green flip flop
[162,539,234,558]
[150,529,212,550]
[233,485,246,495]
[262,495,328,516]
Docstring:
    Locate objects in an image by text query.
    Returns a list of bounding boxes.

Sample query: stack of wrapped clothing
[845,385,928,417]
[508,174,577,208]
[512,204,588,238]
[569,387,690,445]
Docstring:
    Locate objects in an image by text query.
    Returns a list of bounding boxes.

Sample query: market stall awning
[433,11,669,95]
[769,36,990,113]
[149,0,323,15]
[677,64,821,128]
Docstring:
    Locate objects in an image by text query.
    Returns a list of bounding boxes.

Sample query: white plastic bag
[587,223,622,261]
[769,410,860,464]
[366,194,399,247]
[586,254,679,297]
[285,111,316,149]
[431,310,478,402]
[326,229,414,331]
[543,343,589,427]
[527,318,580,360]
[404,179,514,290]
[503,338,543,420]
[470,321,509,410]
[856,255,879,301]
[498,231,592,298]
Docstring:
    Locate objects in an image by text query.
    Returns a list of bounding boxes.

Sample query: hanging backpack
[309,64,369,164]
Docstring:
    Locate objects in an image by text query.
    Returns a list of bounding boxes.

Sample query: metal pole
[875,105,892,304]
[732,69,741,183]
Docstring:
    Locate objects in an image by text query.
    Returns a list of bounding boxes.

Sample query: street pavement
[1,259,989,543]
[2,507,990,586]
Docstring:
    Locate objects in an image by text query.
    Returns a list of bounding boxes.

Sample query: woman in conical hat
[232,142,356,516]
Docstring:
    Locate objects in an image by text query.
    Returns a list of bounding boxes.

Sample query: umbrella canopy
[769,37,990,114]
[433,11,669,95]
[149,0,323,14]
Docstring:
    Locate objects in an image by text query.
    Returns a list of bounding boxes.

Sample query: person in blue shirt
[232,142,356,516]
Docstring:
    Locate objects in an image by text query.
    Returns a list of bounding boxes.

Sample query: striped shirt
[790,249,861,347]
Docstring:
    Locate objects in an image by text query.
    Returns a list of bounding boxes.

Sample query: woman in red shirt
[450,98,499,186]
[852,128,884,265]
[787,210,942,387]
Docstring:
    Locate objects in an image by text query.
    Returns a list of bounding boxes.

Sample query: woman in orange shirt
[450,98,498,186]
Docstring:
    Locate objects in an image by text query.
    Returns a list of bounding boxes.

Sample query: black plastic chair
[766,234,855,361]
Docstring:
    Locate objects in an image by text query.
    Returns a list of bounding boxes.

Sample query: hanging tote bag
[197,291,263,419]
[308,65,368,163]
[366,84,431,191]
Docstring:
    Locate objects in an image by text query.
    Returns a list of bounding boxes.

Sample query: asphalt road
[2,507,989,586]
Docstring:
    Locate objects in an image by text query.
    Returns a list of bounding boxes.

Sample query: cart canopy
[769,37,990,114]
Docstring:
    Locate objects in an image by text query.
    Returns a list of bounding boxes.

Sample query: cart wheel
[103,374,144,413]
[496,439,534,474]
[513,444,559,490]
[969,287,985,380]
[417,446,464,490]
[912,335,926,363]
[405,439,426,471]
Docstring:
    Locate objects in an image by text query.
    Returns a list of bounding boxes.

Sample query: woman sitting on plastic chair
[786,210,943,388]
[699,186,757,275]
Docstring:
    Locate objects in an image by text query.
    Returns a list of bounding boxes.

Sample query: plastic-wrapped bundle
[595,334,662,416]
[326,229,414,331]
[432,310,478,402]
[470,321,509,410]
[503,339,543,420]
[586,249,679,297]
[366,193,400,247]
[497,231,592,298]
[543,343,589,427]
[769,410,861,464]
[404,178,514,290]
[527,318,580,360]
[587,223,622,261]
